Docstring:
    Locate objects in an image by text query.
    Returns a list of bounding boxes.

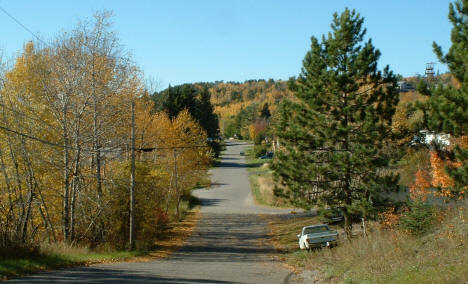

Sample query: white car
[297,224,338,250]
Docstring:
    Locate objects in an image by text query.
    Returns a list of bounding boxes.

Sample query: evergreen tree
[418,0,468,197]
[161,84,198,119]
[154,83,221,156]
[197,86,220,139]
[260,102,271,119]
[271,9,400,238]
[161,85,177,117]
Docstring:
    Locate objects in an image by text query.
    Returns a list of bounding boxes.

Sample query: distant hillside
[154,79,293,139]
[208,80,294,138]
[154,73,456,140]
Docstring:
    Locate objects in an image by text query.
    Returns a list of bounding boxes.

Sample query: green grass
[246,151,269,205]
[250,174,265,205]
[0,248,144,280]
[193,174,212,189]
[245,146,288,207]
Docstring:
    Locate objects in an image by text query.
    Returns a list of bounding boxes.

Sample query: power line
[0,6,214,153]
[0,124,122,153]
[0,5,131,64]
[0,124,64,148]
[0,5,48,46]
[0,102,60,131]
[0,123,211,153]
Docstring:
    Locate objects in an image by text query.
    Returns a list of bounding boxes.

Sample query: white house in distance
[412,129,451,148]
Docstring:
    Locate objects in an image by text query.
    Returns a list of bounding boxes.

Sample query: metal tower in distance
[425,62,435,81]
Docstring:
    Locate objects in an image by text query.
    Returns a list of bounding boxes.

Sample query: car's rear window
[304,226,328,234]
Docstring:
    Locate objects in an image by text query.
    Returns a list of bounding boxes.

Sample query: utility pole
[173,148,180,219]
[129,101,136,250]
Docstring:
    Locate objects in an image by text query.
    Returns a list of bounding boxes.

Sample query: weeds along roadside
[245,146,291,208]
[268,200,468,283]
[0,202,201,280]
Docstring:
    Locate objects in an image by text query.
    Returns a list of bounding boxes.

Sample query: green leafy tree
[223,117,239,138]
[272,9,400,238]
[417,0,467,197]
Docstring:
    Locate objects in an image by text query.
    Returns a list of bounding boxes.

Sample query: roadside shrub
[0,234,41,259]
[253,131,266,145]
[254,144,269,158]
[399,201,437,235]
[207,140,222,158]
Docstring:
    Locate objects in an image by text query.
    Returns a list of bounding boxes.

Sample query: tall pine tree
[197,86,220,139]
[260,102,271,119]
[418,0,467,197]
[272,9,400,238]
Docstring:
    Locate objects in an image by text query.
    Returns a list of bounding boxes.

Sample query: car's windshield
[304,226,328,234]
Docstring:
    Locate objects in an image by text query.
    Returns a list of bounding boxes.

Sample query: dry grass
[266,215,346,266]
[1,206,201,280]
[257,174,291,207]
[41,243,91,258]
[268,202,468,283]
[398,91,426,106]
[268,215,324,255]
[142,207,200,260]
[257,175,276,204]
[246,147,291,207]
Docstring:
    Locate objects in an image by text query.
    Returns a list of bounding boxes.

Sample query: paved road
[10,141,294,284]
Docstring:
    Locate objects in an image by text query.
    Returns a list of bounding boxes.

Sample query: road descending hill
[10,141,294,284]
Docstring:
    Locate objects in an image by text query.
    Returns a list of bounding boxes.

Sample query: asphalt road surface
[10,141,295,284]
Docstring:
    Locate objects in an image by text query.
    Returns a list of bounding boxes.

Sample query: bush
[0,234,41,259]
[207,140,222,158]
[254,144,269,158]
[253,132,266,145]
[399,201,436,235]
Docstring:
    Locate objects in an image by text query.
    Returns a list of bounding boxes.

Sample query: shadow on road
[217,157,239,160]
[9,141,294,284]
[199,198,225,207]
[9,267,237,283]
[209,182,227,187]
[170,245,276,263]
[215,161,263,169]
[164,214,279,263]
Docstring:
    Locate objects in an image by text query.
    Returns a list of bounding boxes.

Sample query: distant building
[397,81,415,92]
[411,130,450,149]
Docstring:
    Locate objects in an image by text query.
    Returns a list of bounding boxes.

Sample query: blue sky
[0,0,453,89]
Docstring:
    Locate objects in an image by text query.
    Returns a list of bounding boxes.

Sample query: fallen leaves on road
[131,207,201,262]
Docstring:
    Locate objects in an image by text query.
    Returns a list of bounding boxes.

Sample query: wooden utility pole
[129,101,136,250]
[173,149,180,219]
